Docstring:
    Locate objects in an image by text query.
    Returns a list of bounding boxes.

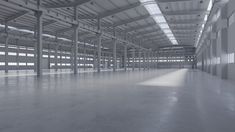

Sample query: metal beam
[140,33,166,40]
[101,2,138,18]
[2,0,147,50]
[56,27,74,34]
[113,15,204,27]
[169,19,205,25]
[157,0,193,3]
[43,20,57,27]
[126,23,199,35]
[164,10,209,16]
[144,38,169,44]
[45,0,91,8]
[113,15,150,27]
[80,2,141,19]
[134,29,162,37]
[125,23,156,32]
[5,10,28,23]
[171,26,200,30]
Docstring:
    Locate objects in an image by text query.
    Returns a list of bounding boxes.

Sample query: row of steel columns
[3,2,158,76]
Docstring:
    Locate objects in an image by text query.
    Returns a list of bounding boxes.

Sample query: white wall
[197,1,235,81]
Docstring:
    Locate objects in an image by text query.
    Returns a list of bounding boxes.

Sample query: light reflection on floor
[138,69,188,87]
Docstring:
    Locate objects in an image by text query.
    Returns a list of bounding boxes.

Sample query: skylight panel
[153,15,166,23]
[145,4,161,15]
[140,0,178,45]
[159,23,169,29]
[196,0,213,47]
[207,0,213,11]
[163,29,172,34]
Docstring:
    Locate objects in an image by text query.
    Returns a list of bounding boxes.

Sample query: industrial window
[27,54,34,57]
[27,63,34,66]
[50,63,55,67]
[228,53,235,64]
[0,45,5,48]
[8,45,17,49]
[66,56,70,59]
[19,47,26,50]
[43,55,48,58]
[50,55,55,58]
[0,51,5,55]
[8,62,17,66]
[8,52,17,56]
[0,62,5,66]
[19,53,26,56]
[19,63,26,66]
[27,48,34,51]
[216,57,220,64]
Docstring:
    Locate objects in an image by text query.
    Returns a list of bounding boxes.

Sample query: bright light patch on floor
[138,69,188,87]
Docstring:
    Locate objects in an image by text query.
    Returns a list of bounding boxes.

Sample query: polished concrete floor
[0,69,235,132]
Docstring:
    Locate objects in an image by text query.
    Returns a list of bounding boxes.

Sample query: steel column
[4,24,9,73]
[93,43,96,70]
[33,26,37,72]
[143,52,146,70]
[132,49,135,71]
[97,34,101,72]
[48,44,51,69]
[70,45,73,71]
[108,54,111,69]
[138,50,141,70]
[16,39,19,71]
[124,45,127,71]
[113,40,117,72]
[83,42,86,71]
[73,25,78,74]
[55,38,58,71]
[35,11,43,76]
[73,6,79,74]
[147,52,150,70]
[97,18,101,73]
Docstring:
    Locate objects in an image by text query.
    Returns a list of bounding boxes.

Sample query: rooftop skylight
[196,0,213,47]
[140,0,178,45]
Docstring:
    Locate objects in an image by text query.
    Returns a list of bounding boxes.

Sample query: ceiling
[0,0,210,53]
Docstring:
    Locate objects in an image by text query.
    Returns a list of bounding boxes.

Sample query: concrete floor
[0,69,235,132]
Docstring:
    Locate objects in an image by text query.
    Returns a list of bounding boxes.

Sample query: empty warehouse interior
[0,0,235,131]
